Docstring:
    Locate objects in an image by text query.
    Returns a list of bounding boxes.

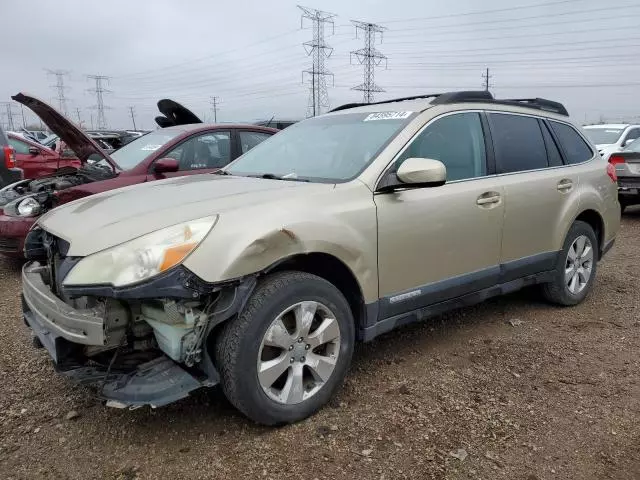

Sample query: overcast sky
[1,0,639,130]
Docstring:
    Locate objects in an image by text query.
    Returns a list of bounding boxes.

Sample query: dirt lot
[1,211,639,480]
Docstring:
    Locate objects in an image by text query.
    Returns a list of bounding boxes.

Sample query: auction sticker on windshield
[363,111,413,121]
[141,144,163,151]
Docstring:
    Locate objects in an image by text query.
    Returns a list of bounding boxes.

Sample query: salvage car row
[1,90,622,426]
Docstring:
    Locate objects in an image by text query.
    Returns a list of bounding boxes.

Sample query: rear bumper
[0,213,33,256]
[618,177,640,205]
[22,261,210,408]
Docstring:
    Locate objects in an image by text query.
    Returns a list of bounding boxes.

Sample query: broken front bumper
[22,261,211,408]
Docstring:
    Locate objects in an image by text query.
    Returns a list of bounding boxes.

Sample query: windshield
[226,112,416,182]
[583,127,624,145]
[109,129,184,170]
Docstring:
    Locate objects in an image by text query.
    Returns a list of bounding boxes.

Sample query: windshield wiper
[213,170,231,175]
[254,173,309,182]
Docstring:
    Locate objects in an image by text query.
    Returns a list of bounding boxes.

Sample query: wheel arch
[265,253,370,338]
[571,209,605,259]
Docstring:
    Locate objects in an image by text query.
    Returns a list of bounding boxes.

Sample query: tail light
[608,155,626,166]
[2,146,15,169]
[606,155,624,182]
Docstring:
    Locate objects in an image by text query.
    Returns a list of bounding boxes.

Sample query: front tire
[214,271,355,425]
[542,221,598,306]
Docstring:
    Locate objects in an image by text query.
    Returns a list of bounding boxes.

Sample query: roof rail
[329,91,568,116]
[329,93,443,113]
[500,98,569,116]
[430,90,494,105]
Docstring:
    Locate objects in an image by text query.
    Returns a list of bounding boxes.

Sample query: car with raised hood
[7,131,81,179]
[608,137,640,211]
[582,124,640,159]
[21,91,619,425]
[0,94,276,257]
[0,124,23,188]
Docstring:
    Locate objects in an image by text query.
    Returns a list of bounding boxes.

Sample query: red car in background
[0,94,277,257]
[7,131,80,179]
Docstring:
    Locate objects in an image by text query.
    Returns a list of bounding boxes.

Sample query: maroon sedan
[0,94,277,257]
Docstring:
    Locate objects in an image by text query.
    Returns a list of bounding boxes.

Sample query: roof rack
[329,90,569,116]
[329,93,444,112]
[499,98,569,116]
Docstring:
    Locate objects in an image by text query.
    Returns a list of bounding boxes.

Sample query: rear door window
[549,121,593,165]
[238,131,272,154]
[489,113,548,173]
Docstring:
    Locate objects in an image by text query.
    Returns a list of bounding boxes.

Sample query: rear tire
[542,221,598,306]
[214,271,355,425]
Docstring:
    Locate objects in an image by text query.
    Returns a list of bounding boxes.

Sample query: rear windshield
[226,111,416,182]
[582,127,624,145]
[110,130,183,170]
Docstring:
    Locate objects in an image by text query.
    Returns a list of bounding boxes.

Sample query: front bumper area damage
[21,260,254,408]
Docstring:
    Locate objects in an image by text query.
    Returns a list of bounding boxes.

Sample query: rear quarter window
[550,121,593,165]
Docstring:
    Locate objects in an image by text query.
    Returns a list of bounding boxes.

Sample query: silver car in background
[608,137,640,211]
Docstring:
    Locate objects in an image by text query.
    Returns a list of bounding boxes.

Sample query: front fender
[183,188,379,302]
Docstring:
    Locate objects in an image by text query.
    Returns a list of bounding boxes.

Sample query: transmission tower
[298,5,336,117]
[482,68,493,92]
[45,69,70,116]
[350,21,387,103]
[0,103,17,131]
[86,75,111,130]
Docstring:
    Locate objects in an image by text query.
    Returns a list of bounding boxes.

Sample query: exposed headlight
[63,216,218,287]
[17,197,41,217]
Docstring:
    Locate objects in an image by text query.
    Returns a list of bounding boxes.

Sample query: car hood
[155,99,202,128]
[38,174,333,256]
[11,93,119,169]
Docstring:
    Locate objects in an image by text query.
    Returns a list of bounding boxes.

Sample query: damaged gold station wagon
[22,91,620,425]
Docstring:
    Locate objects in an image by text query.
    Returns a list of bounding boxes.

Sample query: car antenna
[266,114,275,128]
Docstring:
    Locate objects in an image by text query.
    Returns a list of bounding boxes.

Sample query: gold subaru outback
[21,91,620,425]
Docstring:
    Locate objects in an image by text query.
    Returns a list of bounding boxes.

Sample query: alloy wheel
[565,235,594,294]
[257,301,341,405]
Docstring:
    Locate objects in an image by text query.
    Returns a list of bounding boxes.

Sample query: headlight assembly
[16,197,41,217]
[63,215,218,287]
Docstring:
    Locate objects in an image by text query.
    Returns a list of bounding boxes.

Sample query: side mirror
[623,138,637,148]
[153,157,179,174]
[28,146,40,155]
[378,158,447,192]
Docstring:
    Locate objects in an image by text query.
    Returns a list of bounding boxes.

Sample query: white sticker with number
[363,111,413,121]
[141,144,163,151]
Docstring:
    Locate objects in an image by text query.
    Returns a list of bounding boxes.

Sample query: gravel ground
[1,211,639,480]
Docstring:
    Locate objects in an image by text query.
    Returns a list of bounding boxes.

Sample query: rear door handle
[557,179,574,192]
[476,193,501,206]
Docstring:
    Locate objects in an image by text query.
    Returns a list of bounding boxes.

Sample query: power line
[350,21,387,103]
[128,106,137,130]
[87,75,111,130]
[45,69,70,116]
[299,5,336,117]
[379,0,589,24]
[210,96,221,122]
